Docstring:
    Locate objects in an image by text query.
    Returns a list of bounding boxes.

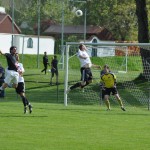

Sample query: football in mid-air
[75,10,83,17]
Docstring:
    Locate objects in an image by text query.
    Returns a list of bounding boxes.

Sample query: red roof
[44,25,114,40]
[0,13,21,34]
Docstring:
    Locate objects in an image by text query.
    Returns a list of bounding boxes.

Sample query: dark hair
[79,44,83,50]
[10,46,16,53]
[104,64,109,69]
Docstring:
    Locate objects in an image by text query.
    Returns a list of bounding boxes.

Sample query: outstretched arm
[92,64,102,69]
[0,50,4,55]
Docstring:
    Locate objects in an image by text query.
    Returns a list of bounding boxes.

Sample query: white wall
[80,36,115,57]
[0,33,12,53]
[0,33,55,55]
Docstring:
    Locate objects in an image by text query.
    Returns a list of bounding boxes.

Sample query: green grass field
[0,54,150,150]
[0,102,150,150]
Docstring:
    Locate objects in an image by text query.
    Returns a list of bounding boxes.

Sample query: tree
[135,0,150,77]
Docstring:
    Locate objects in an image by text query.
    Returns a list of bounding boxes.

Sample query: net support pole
[148,87,150,111]
[125,46,128,72]
[64,45,69,106]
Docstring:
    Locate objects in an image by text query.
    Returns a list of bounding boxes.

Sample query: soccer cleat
[66,87,71,94]
[121,106,126,111]
[28,105,32,114]
[24,106,28,114]
[106,108,111,111]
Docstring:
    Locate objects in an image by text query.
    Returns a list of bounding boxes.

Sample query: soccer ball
[48,69,51,72]
[75,10,83,17]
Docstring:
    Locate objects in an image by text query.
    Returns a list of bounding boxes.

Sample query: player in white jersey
[66,44,101,93]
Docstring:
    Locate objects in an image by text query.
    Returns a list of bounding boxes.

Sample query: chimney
[0,7,6,14]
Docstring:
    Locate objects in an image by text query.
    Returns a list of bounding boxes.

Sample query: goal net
[64,42,150,110]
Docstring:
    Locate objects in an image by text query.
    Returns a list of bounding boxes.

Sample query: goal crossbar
[66,42,150,47]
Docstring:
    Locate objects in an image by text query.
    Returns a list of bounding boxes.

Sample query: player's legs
[114,94,126,111]
[16,82,32,114]
[66,68,92,93]
[19,92,32,114]
[81,68,93,89]
[0,70,18,91]
[104,95,111,110]
[103,88,111,110]
[0,83,8,91]
[44,64,47,74]
[55,70,59,85]
[112,87,126,111]
[50,71,54,85]
[41,64,47,74]
[114,94,123,106]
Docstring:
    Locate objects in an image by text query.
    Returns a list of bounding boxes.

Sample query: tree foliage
[0,0,149,41]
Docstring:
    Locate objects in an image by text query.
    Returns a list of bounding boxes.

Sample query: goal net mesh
[65,42,150,109]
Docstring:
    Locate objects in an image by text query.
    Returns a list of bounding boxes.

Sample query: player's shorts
[51,68,58,77]
[16,82,25,94]
[4,70,19,85]
[102,87,118,96]
[80,67,93,82]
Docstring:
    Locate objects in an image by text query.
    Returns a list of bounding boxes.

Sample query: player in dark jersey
[41,51,49,75]
[50,55,58,85]
[100,65,126,111]
[0,46,19,93]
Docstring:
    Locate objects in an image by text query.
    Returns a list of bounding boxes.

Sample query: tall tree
[135,0,150,77]
[135,0,149,43]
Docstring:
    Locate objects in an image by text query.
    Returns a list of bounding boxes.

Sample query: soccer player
[41,51,49,75]
[100,65,126,111]
[0,46,19,93]
[50,55,58,85]
[15,54,32,114]
[100,64,112,100]
[66,44,101,93]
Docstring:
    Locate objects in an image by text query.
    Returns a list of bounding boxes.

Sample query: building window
[92,38,97,57]
[27,38,33,48]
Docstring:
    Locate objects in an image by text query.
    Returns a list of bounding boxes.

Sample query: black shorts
[16,82,25,94]
[51,68,58,77]
[102,87,118,96]
[80,67,93,82]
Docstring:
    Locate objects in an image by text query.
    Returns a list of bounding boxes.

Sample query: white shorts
[4,70,19,85]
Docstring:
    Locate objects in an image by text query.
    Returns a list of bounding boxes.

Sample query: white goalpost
[64,42,150,109]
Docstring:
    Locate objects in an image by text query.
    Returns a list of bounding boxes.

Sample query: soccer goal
[64,42,150,109]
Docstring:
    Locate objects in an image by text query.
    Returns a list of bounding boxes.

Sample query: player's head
[10,46,17,54]
[54,55,57,59]
[103,64,110,73]
[79,44,86,51]
[44,51,47,55]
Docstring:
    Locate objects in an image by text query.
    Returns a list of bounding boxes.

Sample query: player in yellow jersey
[100,65,126,111]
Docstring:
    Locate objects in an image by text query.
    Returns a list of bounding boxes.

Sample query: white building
[80,36,115,57]
[0,7,55,55]
[0,33,55,55]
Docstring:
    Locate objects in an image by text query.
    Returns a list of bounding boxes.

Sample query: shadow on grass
[36,106,150,116]
[0,114,48,118]
[24,74,41,76]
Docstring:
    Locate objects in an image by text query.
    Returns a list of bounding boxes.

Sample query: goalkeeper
[66,44,101,93]
[100,65,126,111]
